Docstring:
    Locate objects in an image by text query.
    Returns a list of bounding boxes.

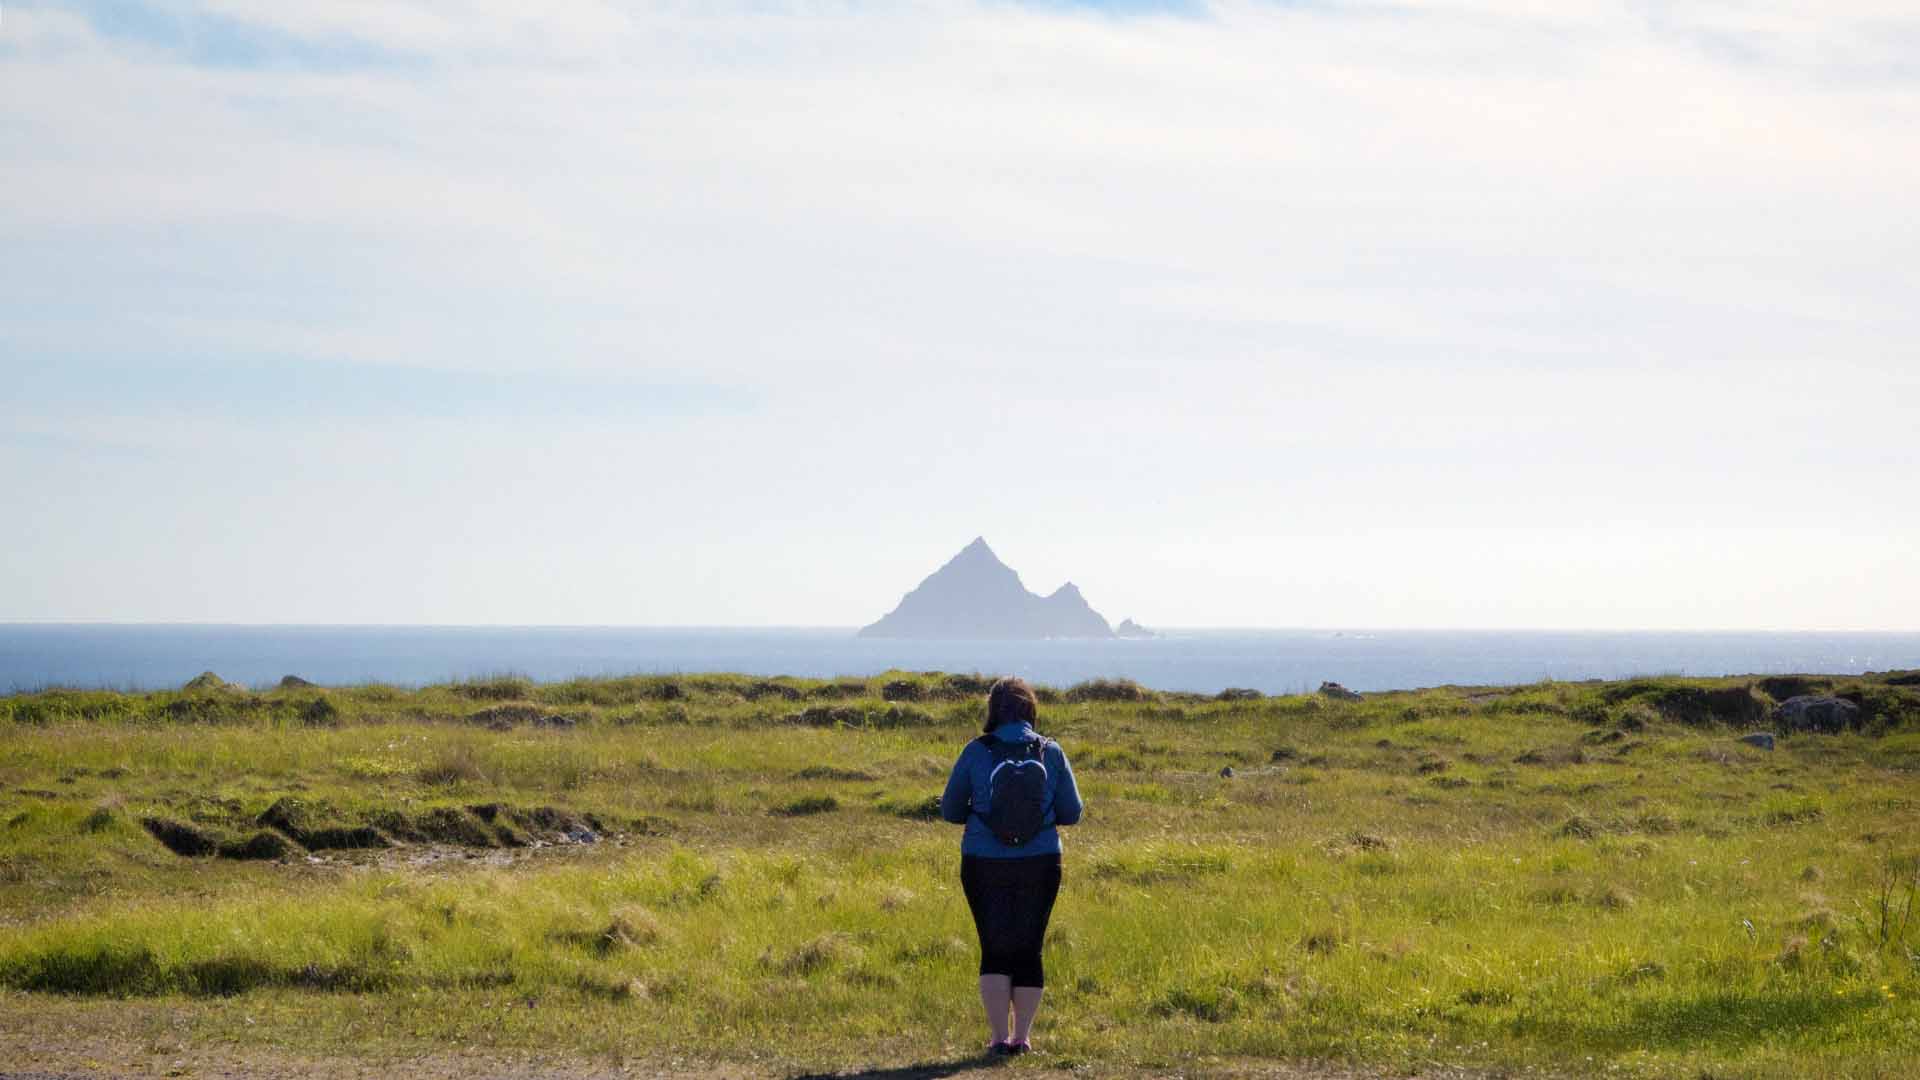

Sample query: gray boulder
[1319,681,1364,702]
[1738,732,1776,751]
[1772,695,1860,734]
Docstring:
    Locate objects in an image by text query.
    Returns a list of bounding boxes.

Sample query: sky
[2,0,1916,630]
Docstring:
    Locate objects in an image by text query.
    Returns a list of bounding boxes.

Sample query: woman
[940,676,1084,1056]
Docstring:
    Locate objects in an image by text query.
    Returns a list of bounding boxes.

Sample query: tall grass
[1,671,1917,1076]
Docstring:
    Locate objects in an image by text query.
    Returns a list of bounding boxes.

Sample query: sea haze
[4,626,1919,695]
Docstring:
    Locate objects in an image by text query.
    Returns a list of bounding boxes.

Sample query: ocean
[3,625,1917,696]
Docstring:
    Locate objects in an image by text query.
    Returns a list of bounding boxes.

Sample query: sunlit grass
[1,670,1917,1076]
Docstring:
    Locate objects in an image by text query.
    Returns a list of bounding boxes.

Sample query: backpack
[974,734,1052,846]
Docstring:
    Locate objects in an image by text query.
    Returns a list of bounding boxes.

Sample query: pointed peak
[919,537,1020,587]
[952,536,1003,564]
[1047,581,1083,598]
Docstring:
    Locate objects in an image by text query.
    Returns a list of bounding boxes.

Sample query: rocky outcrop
[1115,618,1157,639]
[858,538,1115,639]
[1772,695,1861,734]
[1319,681,1364,702]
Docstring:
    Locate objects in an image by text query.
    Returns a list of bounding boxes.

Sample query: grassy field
[2,669,1918,1078]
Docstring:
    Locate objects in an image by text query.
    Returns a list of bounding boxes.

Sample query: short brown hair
[985,676,1039,733]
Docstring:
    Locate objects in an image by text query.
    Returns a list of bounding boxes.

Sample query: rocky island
[857,537,1115,639]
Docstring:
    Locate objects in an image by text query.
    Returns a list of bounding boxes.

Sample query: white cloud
[2,1,1916,626]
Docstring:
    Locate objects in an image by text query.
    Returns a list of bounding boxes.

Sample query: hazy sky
[3,1,1916,629]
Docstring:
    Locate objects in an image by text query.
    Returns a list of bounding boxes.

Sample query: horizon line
[5,621,1919,635]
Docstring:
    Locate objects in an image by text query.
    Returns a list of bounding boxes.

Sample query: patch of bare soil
[0,999,1539,1080]
[0,1001,746,1080]
[0,1042,750,1079]
[136,797,621,872]
[292,833,648,876]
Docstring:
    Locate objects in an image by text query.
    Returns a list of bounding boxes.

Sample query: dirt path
[0,1000,1512,1080]
[0,1048,748,1080]
[0,1042,1506,1080]
[0,1051,1507,1080]
[0,1066,1498,1080]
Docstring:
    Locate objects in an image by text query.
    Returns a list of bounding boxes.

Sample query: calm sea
[3,625,1917,696]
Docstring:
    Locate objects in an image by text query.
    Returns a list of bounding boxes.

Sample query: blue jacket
[940,722,1083,858]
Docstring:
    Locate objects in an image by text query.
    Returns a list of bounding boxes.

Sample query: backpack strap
[970,737,1003,825]
[978,733,1047,755]
[977,733,1046,762]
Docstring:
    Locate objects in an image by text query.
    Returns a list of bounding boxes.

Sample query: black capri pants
[959,853,1062,988]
